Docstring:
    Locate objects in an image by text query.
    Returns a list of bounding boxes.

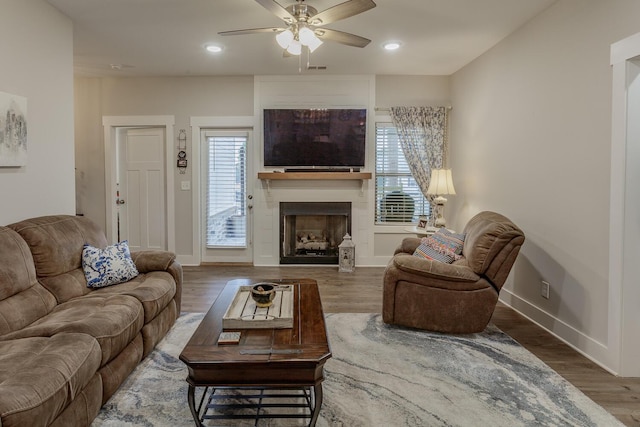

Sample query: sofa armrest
[131,250,183,312]
[131,250,175,272]
[392,253,480,283]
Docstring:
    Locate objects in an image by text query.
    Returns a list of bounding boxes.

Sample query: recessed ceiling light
[383,42,401,51]
[205,45,223,53]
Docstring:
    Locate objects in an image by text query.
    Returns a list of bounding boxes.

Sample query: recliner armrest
[394,237,423,255]
[392,253,480,282]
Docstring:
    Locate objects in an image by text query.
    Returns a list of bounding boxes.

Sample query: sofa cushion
[0,227,57,335]
[39,268,92,304]
[82,241,139,288]
[92,271,176,323]
[0,333,102,427]
[0,295,144,366]
[8,215,108,278]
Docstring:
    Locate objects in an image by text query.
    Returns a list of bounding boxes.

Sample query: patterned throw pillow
[429,228,466,256]
[412,229,466,264]
[82,241,139,288]
[413,241,456,263]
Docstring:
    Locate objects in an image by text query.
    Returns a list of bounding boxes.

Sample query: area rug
[92,313,622,426]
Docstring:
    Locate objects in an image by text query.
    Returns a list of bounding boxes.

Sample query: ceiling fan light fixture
[276,29,294,49]
[306,35,323,52]
[298,26,316,45]
[286,39,302,56]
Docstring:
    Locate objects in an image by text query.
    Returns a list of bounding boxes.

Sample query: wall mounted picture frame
[0,91,28,167]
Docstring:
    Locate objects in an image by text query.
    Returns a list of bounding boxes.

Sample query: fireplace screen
[280,202,351,264]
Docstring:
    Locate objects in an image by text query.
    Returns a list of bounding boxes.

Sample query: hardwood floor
[181,265,640,426]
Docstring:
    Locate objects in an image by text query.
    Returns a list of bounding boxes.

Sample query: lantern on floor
[338,233,356,273]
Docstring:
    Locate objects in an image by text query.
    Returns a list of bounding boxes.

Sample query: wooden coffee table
[179,278,332,426]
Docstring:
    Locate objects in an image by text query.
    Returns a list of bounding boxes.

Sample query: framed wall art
[0,91,28,167]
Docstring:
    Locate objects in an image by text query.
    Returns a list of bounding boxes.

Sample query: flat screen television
[263,108,366,168]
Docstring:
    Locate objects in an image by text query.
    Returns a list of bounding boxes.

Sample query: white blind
[205,133,247,247]
[375,123,429,223]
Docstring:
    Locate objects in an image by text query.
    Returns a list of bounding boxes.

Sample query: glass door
[200,130,252,263]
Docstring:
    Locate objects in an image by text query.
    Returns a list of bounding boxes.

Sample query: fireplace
[280,202,351,264]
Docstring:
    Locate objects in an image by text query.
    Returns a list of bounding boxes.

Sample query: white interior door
[200,129,253,263]
[117,127,166,251]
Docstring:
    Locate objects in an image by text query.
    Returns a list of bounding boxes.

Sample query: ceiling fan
[218,0,377,56]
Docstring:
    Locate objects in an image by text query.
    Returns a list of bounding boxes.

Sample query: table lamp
[426,169,456,228]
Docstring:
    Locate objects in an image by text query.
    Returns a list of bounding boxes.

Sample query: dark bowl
[251,283,276,307]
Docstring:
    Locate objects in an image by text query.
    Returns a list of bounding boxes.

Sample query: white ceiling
[46,0,556,77]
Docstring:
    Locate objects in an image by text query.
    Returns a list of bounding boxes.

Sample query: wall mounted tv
[263,108,366,168]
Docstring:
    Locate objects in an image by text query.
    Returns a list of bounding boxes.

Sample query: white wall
[74,76,254,256]
[253,75,376,266]
[0,0,74,224]
[74,74,451,265]
[449,0,640,372]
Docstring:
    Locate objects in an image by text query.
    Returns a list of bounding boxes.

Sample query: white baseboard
[499,289,617,376]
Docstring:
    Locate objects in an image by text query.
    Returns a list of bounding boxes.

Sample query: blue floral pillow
[82,241,139,288]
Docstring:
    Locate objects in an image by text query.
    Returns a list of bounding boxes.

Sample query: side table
[404,226,438,238]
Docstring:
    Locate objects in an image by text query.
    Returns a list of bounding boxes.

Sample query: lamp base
[432,196,448,228]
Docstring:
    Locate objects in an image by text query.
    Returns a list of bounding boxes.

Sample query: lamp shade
[276,29,294,49]
[298,26,316,45]
[426,169,456,196]
[306,35,323,52]
[286,39,302,55]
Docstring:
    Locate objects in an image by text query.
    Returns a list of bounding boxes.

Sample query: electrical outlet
[180,181,191,191]
[541,280,550,299]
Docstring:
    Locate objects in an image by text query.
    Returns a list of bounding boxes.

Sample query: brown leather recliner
[382,211,525,333]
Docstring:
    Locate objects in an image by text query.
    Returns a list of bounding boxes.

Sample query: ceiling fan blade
[315,28,371,48]
[218,27,284,36]
[254,0,296,23]
[309,0,376,26]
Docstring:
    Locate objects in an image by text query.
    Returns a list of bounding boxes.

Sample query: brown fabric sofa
[0,215,182,427]
[382,211,525,334]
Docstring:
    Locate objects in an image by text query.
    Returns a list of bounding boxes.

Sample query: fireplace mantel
[258,171,372,193]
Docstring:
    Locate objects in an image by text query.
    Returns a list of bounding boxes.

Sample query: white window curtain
[389,106,449,199]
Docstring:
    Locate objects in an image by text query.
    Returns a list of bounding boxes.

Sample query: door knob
[116,199,126,205]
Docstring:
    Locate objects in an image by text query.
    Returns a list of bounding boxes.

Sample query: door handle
[116,199,126,205]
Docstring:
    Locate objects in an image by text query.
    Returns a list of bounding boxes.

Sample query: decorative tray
[222,284,294,329]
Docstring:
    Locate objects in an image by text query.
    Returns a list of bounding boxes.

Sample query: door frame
[103,115,176,253]
[190,116,256,265]
[609,32,640,376]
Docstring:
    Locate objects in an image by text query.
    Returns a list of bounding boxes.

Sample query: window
[204,132,247,247]
[375,122,430,224]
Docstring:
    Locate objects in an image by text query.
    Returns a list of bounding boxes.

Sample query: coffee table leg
[187,384,202,427]
[309,384,323,426]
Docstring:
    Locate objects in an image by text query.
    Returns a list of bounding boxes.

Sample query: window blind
[205,133,247,247]
[375,123,429,223]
